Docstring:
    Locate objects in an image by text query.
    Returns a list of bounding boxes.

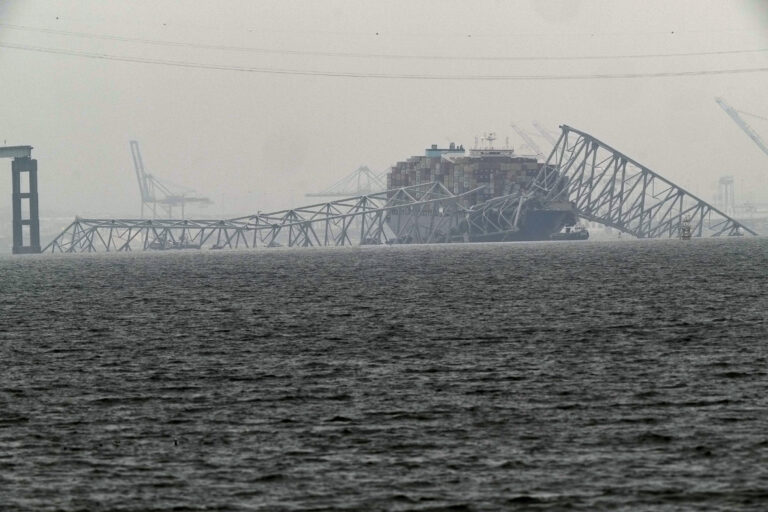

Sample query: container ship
[386,139,580,242]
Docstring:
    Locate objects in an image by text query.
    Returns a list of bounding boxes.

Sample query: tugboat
[148,239,202,250]
[680,217,692,240]
[550,225,589,241]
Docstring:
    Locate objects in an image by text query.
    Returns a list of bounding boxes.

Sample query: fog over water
[1,0,768,227]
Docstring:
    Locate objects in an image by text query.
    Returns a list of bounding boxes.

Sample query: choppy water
[1,238,767,511]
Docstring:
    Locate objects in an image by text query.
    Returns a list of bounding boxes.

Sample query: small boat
[149,239,202,250]
[550,226,589,241]
[680,217,692,240]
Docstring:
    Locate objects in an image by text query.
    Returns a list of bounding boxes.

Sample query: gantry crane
[510,123,544,159]
[532,121,559,146]
[715,97,768,159]
[305,165,386,197]
[130,140,211,218]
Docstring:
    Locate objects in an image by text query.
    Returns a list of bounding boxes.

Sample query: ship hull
[385,203,577,244]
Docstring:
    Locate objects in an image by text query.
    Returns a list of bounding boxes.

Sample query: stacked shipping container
[387,146,542,207]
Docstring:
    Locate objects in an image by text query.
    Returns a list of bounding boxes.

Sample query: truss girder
[43,126,751,254]
[533,125,757,238]
[462,192,530,241]
[43,183,478,253]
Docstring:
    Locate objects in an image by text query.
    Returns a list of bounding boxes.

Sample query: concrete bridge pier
[2,146,40,254]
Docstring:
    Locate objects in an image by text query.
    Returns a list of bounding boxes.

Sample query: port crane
[532,121,559,146]
[305,165,385,197]
[715,97,768,160]
[510,123,544,159]
[130,140,211,218]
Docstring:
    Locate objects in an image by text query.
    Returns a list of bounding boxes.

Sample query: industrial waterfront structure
[714,97,768,233]
[305,165,386,198]
[130,140,211,218]
[715,97,768,160]
[40,125,754,254]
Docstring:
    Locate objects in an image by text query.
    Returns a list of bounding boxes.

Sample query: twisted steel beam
[42,127,756,254]
[532,125,756,237]
[43,182,479,253]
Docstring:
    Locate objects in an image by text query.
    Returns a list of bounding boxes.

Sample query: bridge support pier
[12,157,40,254]
[1,146,40,254]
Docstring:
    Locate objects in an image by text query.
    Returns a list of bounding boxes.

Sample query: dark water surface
[1,239,767,511]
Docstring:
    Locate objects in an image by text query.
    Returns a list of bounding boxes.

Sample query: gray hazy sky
[1,0,768,226]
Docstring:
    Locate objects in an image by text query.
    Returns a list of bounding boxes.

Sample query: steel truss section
[463,192,529,241]
[231,181,478,247]
[44,218,252,253]
[533,125,757,238]
[42,128,757,254]
[43,182,477,253]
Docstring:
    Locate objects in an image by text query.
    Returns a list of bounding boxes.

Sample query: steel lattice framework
[533,125,756,238]
[231,181,476,247]
[44,218,252,253]
[43,182,478,253]
[42,126,757,254]
[305,165,386,198]
[462,191,531,241]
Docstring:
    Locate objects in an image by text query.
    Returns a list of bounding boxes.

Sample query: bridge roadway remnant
[39,125,757,254]
[42,182,477,253]
[1,145,40,254]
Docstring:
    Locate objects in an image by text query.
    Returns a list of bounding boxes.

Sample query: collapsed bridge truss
[533,125,755,238]
[42,126,756,254]
[43,182,478,253]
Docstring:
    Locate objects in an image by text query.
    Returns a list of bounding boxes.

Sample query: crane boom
[129,140,212,218]
[532,121,559,146]
[510,122,543,158]
[129,140,152,202]
[715,97,768,159]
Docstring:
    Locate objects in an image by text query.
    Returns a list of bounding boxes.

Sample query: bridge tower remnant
[1,146,40,254]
